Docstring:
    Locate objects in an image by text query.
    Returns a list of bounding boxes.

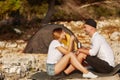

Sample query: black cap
[85,19,97,28]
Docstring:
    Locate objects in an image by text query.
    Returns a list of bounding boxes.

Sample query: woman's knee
[64,52,73,59]
[65,52,75,59]
[69,52,75,56]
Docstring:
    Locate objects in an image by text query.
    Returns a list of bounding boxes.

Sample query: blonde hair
[52,28,63,40]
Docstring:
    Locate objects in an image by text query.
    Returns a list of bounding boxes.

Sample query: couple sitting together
[46,19,115,79]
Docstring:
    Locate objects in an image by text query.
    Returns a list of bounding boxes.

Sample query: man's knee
[86,55,94,61]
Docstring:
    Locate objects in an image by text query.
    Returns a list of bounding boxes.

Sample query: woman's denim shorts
[46,63,55,76]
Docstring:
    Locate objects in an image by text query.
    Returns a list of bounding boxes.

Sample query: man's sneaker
[83,72,98,78]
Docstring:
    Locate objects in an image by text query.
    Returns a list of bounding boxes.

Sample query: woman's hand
[70,35,75,41]
[75,49,80,55]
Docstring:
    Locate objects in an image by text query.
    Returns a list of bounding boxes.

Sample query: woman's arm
[56,35,75,55]
[56,46,69,55]
[67,35,75,52]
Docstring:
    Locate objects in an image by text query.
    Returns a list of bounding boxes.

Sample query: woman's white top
[46,40,64,64]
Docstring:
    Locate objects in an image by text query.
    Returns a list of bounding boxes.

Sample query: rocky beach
[0,18,120,80]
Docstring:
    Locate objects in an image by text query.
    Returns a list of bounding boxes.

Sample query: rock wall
[0,19,120,79]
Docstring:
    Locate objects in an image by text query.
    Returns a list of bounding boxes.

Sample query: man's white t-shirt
[89,32,115,67]
[47,40,64,64]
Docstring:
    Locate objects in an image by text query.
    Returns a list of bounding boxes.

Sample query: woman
[46,28,98,78]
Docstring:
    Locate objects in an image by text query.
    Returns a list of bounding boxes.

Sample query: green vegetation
[92,5,113,18]
[0,0,120,40]
[91,5,120,19]
[0,0,21,19]
[0,0,48,20]
[0,0,120,21]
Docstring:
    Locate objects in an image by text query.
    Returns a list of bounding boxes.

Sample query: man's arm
[78,48,90,55]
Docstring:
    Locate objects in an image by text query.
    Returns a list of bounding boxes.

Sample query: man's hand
[76,48,89,55]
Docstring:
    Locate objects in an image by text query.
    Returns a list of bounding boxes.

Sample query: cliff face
[0,19,120,79]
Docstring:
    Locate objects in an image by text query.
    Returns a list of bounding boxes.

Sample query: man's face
[83,24,92,35]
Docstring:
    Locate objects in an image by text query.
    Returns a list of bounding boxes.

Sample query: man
[78,19,115,73]
[61,19,114,76]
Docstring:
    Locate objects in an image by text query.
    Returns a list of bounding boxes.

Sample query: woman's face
[60,30,66,40]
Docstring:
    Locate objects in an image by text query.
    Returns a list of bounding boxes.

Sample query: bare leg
[55,53,88,75]
[64,53,87,74]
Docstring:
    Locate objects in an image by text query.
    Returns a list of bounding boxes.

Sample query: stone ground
[0,19,120,80]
